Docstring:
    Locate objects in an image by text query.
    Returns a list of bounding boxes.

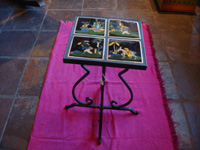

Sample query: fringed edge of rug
[144,24,179,150]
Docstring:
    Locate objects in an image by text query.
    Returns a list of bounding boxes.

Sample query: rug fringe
[144,24,179,150]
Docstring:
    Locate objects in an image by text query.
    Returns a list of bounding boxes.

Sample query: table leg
[65,64,94,109]
[109,68,139,114]
[65,65,139,144]
[98,66,106,144]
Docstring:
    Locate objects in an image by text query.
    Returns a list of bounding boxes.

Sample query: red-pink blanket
[28,21,178,150]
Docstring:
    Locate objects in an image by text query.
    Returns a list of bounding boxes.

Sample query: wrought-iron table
[63,16,147,144]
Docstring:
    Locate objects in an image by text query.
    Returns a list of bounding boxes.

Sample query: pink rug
[27,21,178,150]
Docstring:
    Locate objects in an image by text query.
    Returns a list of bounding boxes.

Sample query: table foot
[98,139,101,145]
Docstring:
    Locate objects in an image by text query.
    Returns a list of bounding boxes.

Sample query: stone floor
[0,0,200,149]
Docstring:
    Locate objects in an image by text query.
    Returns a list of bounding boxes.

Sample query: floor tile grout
[0,6,48,144]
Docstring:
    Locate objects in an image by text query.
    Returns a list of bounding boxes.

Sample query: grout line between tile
[0,56,29,60]
[188,15,199,34]
[48,8,82,11]
[0,8,15,30]
[115,0,117,10]
[0,95,15,99]
[180,102,196,149]
[0,8,48,143]
[0,97,15,142]
[81,0,84,15]
[30,57,49,60]
[2,29,40,31]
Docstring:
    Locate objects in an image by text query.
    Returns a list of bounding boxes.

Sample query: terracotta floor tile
[83,0,116,9]
[190,15,200,34]
[0,10,12,30]
[0,31,38,57]
[31,31,57,57]
[0,58,27,95]
[0,98,13,137]
[41,10,81,30]
[0,98,38,150]
[152,37,168,61]
[169,102,193,150]
[49,0,83,9]
[18,59,49,96]
[3,9,46,30]
[171,63,200,100]
[82,10,117,18]
[153,13,197,34]
[184,102,200,149]
[117,0,151,11]
[159,62,179,99]
[162,33,200,63]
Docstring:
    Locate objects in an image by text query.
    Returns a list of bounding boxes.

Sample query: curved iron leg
[110,68,139,114]
[65,65,94,109]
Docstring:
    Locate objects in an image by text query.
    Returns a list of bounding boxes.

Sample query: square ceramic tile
[41,10,81,30]
[0,31,38,57]
[169,102,193,150]
[117,0,151,11]
[3,9,46,30]
[49,0,83,9]
[0,98,13,137]
[18,59,49,96]
[171,63,200,100]
[159,62,179,99]
[0,10,12,30]
[31,31,57,57]
[184,102,200,149]
[0,98,38,150]
[0,58,27,95]
[83,0,116,9]
[153,13,197,34]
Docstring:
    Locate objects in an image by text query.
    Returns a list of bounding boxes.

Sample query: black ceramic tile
[41,10,81,30]
[0,58,27,95]
[171,63,200,100]
[18,59,49,96]
[0,31,38,57]
[169,102,193,150]
[49,0,83,9]
[0,10,12,30]
[0,98,13,137]
[31,31,57,57]
[83,0,116,9]
[0,98,39,150]
[3,9,46,30]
